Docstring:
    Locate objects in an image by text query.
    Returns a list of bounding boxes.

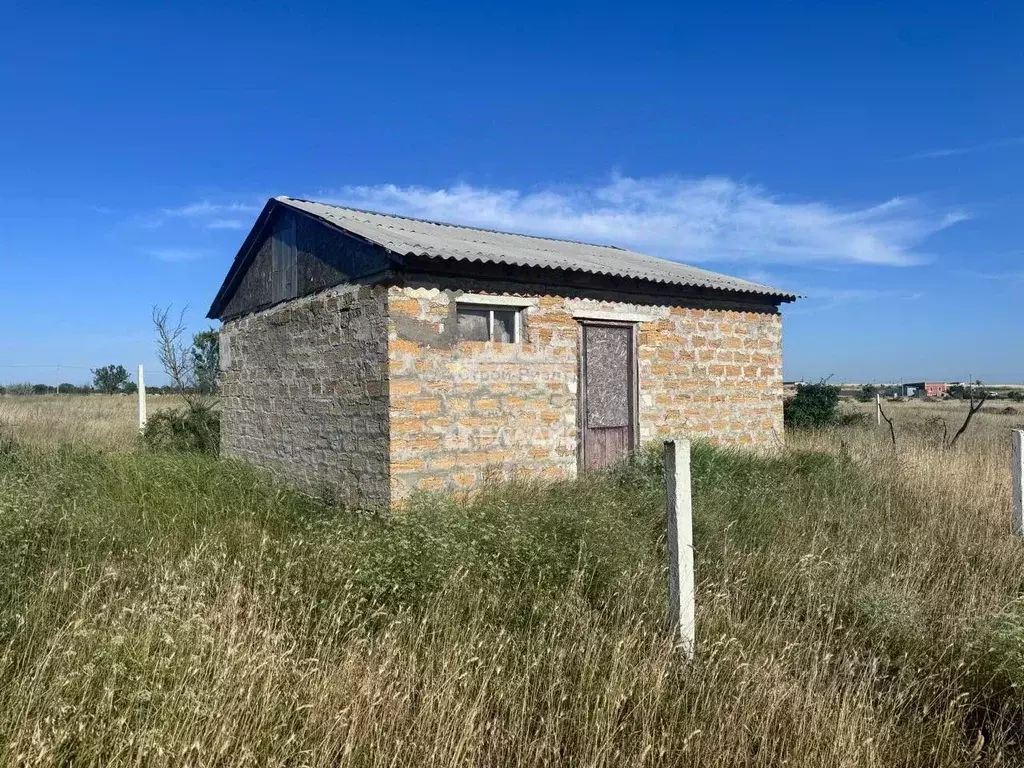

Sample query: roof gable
[277,197,796,300]
[208,197,796,319]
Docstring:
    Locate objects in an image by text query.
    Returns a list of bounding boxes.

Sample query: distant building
[902,382,948,398]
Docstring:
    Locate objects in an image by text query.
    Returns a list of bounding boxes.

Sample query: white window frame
[456,303,523,343]
[456,293,537,308]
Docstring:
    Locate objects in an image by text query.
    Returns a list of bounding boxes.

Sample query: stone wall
[386,286,783,501]
[220,283,391,508]
[218,277,783,507]
[635,304,783,446]
[387,287,578,500]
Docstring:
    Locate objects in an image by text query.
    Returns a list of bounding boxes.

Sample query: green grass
[1,430,1023,765]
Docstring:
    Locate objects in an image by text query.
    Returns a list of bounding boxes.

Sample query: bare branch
[878,400,897,451]
[945,388,989,450]
[152,305,213,410]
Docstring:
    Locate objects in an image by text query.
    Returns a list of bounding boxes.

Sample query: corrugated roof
[276,196,797,300]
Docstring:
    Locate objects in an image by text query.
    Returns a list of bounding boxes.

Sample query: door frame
[577,320,640,472]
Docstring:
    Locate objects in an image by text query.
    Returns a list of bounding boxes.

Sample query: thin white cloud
[161,201,259,219]
[961,268,1024,282]
[145,247,209,263]
[206,218,248,230]
[320,175,965,267]
[904,136,1024,160]
[136,200,261,230]
[786,286,923,315]
[741,269,780,285]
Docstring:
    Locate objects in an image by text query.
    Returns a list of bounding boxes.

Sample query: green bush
[141,405,220,455]
[783,381,841,428]
[856,384,878,403]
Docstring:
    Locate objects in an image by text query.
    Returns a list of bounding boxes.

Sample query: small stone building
[207,197,796,507]
[902,382,948,398]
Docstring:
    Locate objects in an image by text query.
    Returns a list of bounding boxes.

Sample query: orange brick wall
[387,286,783,501]
[387,288,578,499]
[636,306,783,446]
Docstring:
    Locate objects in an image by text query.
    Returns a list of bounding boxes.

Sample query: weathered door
[581,323,637,469]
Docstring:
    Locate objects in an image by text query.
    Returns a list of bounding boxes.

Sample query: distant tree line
[0,382,209,396]
[1,328,220,397]
[856,384,899,402]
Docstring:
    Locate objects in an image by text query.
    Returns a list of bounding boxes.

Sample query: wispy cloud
[741,269,781,286]
[786,286,923,315]
[136,200,261,230]
[162,201,258,219]
[144,247,210,262]
[960,268,1024,282]
[904,136,1024,160]
[320,175,966,267]
[206,218,248,230]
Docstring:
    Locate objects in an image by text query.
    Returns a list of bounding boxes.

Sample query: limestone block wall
[386,287,578,500]
[636,305,783,446]
[218,279,782,507]
[219,283,391,507]
[386,286,783,501]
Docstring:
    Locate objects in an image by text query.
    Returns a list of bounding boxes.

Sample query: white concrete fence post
[1013,430,1023,536]
[876,393,881,426]
[138,364,147,431]
[664,439,695,659]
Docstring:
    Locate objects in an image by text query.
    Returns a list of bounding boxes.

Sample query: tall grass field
[1,394,1024,765]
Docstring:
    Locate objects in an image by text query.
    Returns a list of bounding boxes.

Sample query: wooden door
[581,323,637,470]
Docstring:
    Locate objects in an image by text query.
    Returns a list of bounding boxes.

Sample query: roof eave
[394,251,796,306]
[209,198,799,319]
[400,251,798,303]
[278,198,799,303]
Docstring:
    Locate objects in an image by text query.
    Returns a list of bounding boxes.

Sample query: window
[456,305,521,343]
[271,213,297,303]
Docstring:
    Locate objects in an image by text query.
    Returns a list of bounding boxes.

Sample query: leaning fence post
[1013,430,1023,536]
[138,364,147,431]
[664,439,695,658]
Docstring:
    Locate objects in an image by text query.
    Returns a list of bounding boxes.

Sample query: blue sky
[2,0,1022,385]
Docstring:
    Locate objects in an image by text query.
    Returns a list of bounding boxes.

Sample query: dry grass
[0,394,176,450]
[0,395,1023,765]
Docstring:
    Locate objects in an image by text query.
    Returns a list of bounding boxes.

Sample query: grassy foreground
[0,397,1023,765]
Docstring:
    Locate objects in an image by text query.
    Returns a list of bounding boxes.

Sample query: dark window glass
[456,308,490,341]
[493,309,516,343]
[455,305,521,343]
